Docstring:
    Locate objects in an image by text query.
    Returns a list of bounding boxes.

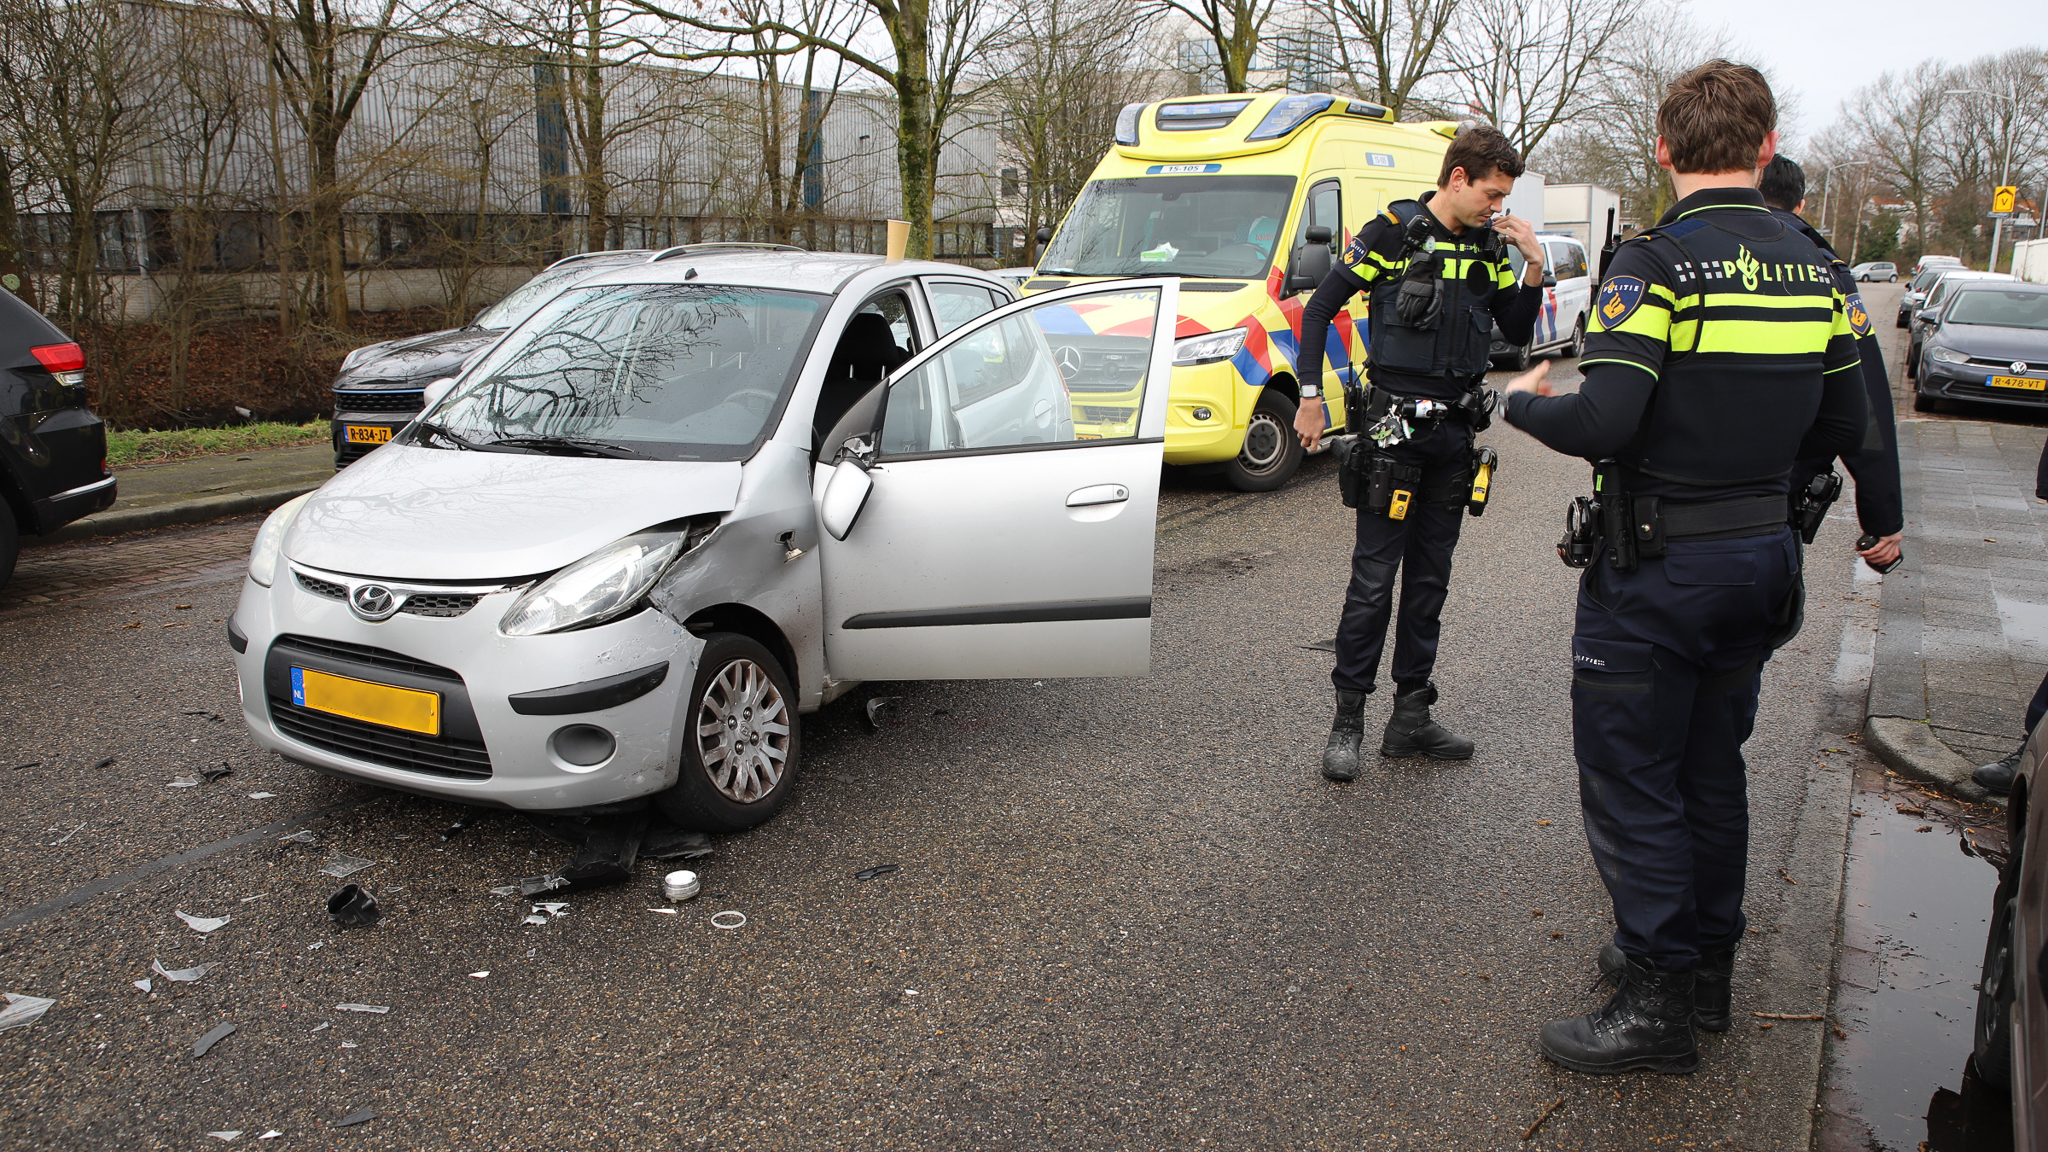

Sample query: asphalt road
[0,355,1873,1149]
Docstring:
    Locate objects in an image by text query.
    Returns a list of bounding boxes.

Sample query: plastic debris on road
[176,911,230,933]
[152,960,213,983]
[517,874,568,896]
[647,908,678,914]
[488,884,520,898]
[643,826,713,861]
[309,1022,330,1033]
[51,823,85,846]
[711,910,747,930]
[278,830,316,845]
[469,971,489,978]
[200,764,233,783]
[89,757,116,770]
[259,1132,282,1140]
[661,870,700,901]
[864,696,900,729]
[855,864,900,881]
[333,1003,389,1014]
[133,979,152,993]
[524,902,569,926]
[326,884,381,929]
[206,1131,242,1141]
[319,853,375,879]
[168,776,202,788]
[192,1022,237,1058]
[0,993,56,1032]
[333,1110,378,1128]
[247,792,277,799]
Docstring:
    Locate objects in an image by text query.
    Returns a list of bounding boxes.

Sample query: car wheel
[1565,315,1586,359]
[1905,341,1920,378]
[1890,275,1898,283]
[1496,341,1532,372]
[1896,311,1910,330]
[654,633,800,833]
[1974,829,2023,1089]
[1221,389,1304,492]
[0,504,16,589]
[1913,387,1942,413]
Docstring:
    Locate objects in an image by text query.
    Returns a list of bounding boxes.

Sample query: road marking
[0,793,380,933]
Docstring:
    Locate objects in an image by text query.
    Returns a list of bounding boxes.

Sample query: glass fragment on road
[0,993,55,1032]
[168,776,201,788]
[517,874,567,896]
[864,696,900,729]
[333,1003,390,1014]
[192,1022,236,1058]
[319,854,375,879]
[279,830,316,845]
[206,1131,242,1141]
[152,959,213,983]
[176,911,230,933]
[133,979,152,993]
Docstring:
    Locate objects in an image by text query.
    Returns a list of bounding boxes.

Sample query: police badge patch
[1845,292,1873,338]
[1596,276,1647,329]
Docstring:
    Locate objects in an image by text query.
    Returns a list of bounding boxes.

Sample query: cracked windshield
[433,284,825,460]
[1037,174,1297,279]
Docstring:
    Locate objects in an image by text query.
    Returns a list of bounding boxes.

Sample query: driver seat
[814,312,909,454]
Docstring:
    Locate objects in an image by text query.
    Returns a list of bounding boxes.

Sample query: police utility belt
[1332,382,1500,520]
[1556,462,1839,572]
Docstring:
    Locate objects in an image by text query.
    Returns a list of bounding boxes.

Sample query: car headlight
[1928,344,1964,363]
[500,530,686,637]
[248,493,313,588]
[1174,327,1248,366]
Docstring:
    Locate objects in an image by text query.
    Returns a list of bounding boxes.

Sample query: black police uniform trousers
[1570,526,1799,970]
[1332,418,1469,694]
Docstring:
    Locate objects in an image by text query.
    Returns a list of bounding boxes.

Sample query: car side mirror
[1916,309,1938,325]
[819,458,874,541]
[1287,225,1333,293]
[1542,271,1558,288]
[422,377,456,409]
[1035,227,1051,245]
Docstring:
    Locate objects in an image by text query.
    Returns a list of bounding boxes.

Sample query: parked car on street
[1911,281,2048,413]
[231,249,1169,833]
[0,292,113,588]
[1900,266,1955,328]
[1916,254,1965,275]
[1851,261,1898,282]
[329,249,654,468]
[1490,232,1592,369]
[1974,714,2047,1142]
[1906,271,2016,378]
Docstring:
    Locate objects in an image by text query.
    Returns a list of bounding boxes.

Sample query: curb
[28,483,320,546]
[1862,715,2003,807]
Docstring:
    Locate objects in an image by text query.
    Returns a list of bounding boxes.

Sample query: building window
[1001,168,1019,199]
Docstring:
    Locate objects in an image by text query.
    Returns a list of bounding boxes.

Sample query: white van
[1490,232,1593,368]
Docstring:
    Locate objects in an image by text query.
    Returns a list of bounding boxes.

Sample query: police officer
[1761,155,1906,575]
[1294,124,1546,781]
[1502,61,1867,1074]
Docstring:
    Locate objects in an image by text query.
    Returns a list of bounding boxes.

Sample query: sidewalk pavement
[29,443,333,545]
[1865,418,2048,803]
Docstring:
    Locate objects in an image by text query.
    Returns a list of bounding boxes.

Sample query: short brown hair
[1438,124,1525,187]
[1658,60,1777,174]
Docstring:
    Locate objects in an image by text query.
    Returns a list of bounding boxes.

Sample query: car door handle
[1066,484,1130,508]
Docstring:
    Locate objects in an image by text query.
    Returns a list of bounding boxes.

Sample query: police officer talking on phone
[1294,124,1545,782]
[1501,61,1866,1075]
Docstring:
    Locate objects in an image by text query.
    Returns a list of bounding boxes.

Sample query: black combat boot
[1599,942,1735,1032]
[1974,746,2024,796]
[1321,690,1369,782]
[1541,956,1699,1075]
[1378,682,1474,760]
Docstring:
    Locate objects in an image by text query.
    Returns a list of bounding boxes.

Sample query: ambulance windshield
[1039,175,1297,280]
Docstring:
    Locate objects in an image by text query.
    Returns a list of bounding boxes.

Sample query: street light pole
[1945,85,2021,272]
[1817,160,1868,254]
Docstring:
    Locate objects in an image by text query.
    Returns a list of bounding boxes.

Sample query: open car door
[812,278,1180,681]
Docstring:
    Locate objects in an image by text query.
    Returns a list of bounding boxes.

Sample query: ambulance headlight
[1173,327,1248,366]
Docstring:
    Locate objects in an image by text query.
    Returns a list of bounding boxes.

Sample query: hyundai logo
[349,584,402,621]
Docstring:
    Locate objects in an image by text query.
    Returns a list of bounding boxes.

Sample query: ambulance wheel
[1222,389,1303,492]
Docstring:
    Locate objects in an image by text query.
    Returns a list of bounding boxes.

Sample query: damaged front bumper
[232,565,704,811]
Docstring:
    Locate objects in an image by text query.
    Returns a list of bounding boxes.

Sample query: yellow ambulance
[1028,92,1456,490]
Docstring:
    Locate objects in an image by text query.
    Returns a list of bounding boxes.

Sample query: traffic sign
[1993,185,2018,217]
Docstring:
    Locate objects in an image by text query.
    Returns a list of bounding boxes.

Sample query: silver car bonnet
[284,444,743,581]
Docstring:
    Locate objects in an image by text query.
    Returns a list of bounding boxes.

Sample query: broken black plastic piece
[642,825,713,861]
[333,1109,378,1128]
[326,883,381,929]
[89,757,116,770]
[199,764,232,783]
[855,864,901,881]
[192,1022,236,1058]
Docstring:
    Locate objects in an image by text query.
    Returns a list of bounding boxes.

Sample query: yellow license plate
[291,666,440,735]
[345,425,393,444]
[1988,374,2045,391]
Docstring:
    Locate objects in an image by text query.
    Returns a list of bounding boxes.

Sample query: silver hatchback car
[230,248,1180,831]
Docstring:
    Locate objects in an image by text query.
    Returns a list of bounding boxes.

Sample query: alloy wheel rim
[695,658,791,803]
[1240,413,1284,471]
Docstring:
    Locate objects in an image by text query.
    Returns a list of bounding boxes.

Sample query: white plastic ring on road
[710,910,747,930]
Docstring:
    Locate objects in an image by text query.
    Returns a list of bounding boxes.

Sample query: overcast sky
[1679,0,2039,145]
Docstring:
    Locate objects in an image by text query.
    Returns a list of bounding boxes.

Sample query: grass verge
[107,421,329,469]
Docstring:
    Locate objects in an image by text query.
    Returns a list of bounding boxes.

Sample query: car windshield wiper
[412,420,505,452]
[486,435,650,460]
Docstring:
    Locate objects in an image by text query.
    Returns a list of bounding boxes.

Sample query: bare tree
[1322,0,1459,118]
[628,0,1008,259]
[1155,0,1281,94]
[1443,0,1633,158]
[1843,60,1950,265]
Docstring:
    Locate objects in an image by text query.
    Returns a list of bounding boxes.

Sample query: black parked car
[1912,282,2048,413]
[0,291,113,586]
[330,249,651,467]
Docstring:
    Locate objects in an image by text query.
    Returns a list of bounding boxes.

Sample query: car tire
[1897,312,1910,330]
[0,504,16,589]
[1565,315,1586,359]
[1905,341,1920,378]
[1974,827,2023,1090]
[1497,341,1532,372]
[1889,274,1898,283]
[654,633,800,833]
[1913,387,1942,413]
[1221,389,1304,492]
